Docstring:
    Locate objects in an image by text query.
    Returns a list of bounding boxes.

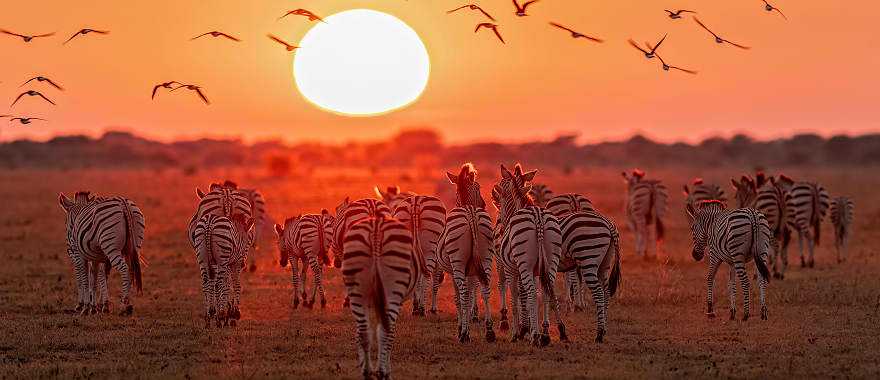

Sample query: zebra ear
[730,178,739,190]
[59,193,74,211]
[274,223,283,237]
[683,184,690,196]
[321,208,330,217]
[500,165,513,180]
[196,188,206,199]
[521,169,537,182]
[446,172,457,184]
[374,186,385,200]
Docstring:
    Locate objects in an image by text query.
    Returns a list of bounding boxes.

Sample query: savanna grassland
[1,166,879,379]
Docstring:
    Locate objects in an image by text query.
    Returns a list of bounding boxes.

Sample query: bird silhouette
[20,76,64,91]
[9,117,46,125]
[475,23,505,44]
[1,29,54,42]
[512,0,539,17]
[267,34,300,51]
[151,81,182,100]
[172,84,210,105]
[762,1,788,20]
[11,91,56,107]
[694,17,750,49]
[549,22,603,43]
[644,43,697,74]
[448,4,496,22]
[63,28,110,45]
[191,31,241,42]
[665,9,695,19]
[628,34,666,58]
[278,9,326,23]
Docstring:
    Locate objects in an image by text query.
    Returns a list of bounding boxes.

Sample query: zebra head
[730,175,757,208]
[447,163,486,208]
[374,185,413,209]
[331,197,352,268]
[274,216,299,268]
[686,200,724,261]
[621,169,646,191]
[59,191,97,218]
[529,183,553,207]
[496,164,537,223]
[231,213,256,264]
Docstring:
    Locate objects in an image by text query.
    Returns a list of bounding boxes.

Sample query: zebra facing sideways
[192,213,254,327]
[391,195,446,316]
[275,210,334,309]
[785,181,830,268]
[331,197,392,308]
[829,196,855,263]
[622,169,668,259]
[60,192,145,316]
[341,215,416,380]
[687,200,771,321]
[731,174,793,279]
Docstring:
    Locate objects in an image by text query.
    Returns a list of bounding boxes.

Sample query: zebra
[192,213,254,327]
[375,185,416,210]
[785,181,830,268]
[622,169,668,259]
[391,195,447,316]
[331,197,392,308]
[442,163,496,343]
[687,200,771,321]
[59,191,145,316]
[683,178,727,212]
[494,164,564,346]
[189,181,253,251]
[241,188,267,270]
[829,196,855,263]
[341,214,416,380]
[274,211,333,309]
[528,183,554,207]
[545,193,596,313]
[731,174,793,278]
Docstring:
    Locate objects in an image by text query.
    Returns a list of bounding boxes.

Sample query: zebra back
[189,183,252,247]
[829,197,854,231]
[684,178,727,209]
[331,198,391,258]
[342,216,417,309]
[546,193,595,217]
[392,195,447,274]
[785,182,830,244]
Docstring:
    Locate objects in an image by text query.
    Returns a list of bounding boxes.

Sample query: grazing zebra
[241,188,267,268]
[785,181,830,268]
[622,169,668,259]
[683,178,727,212]
[193,213,254,327]
[375,185,416,209]
[494,164,564,346]
[687,200,771,321]
[275,210,334,309]
[731,174,793,278]
[341,215,416,380]
[189,181,253,250]
[443,163,496,343]
[391,195,447,316]
[829,196,855,263]
[59,192,145,316]
[528,183,554,207]
[331,197,392,308]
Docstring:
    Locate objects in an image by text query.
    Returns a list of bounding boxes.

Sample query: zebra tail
[536,217,553,296]
[752,214,771,283]
[373,256,392,332]
[120,200,143,293]
[607,227,622,299]
[469,211,490,287]
[655,216,665,243]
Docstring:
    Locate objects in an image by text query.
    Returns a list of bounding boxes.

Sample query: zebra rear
[391,195,446,316]
[785,182,830,268]
[830,196,855,263]
[622,170,668,259]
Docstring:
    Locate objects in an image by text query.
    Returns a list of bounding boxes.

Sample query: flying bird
[172,84,210,105]
[694,17,750,49]
[645,44,697,74]
[63,28,109,45]
[151,81,182,99]
[762,1,788,20]
[475,23,504,44]
[512,0,539,17]
[278,9,326,23]
[191,31,241,42]
[267,34,300,51]
[665,9,695,19]
[1,29,54,42]
[548,22,603,43]
[20,76,64,91]
[11,90,56,107]
[9,117,46,125]
[447,4,496,21]
[628,34,666,58]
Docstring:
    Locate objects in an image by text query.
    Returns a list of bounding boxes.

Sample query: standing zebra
[529,183,554,207]
[545,193,596,313]
[622,169,668,259]
[192,213,254,327]
[275,210,335,309]
[683,178,727,212]
[687,200,771,321]
[731,174,793,278]
[331,197,392,308]
[391,195,447,316]
[785,181,830,268]
[495,164,564,346]
[189,181,253,251]
[59,192,145,316]
[241,188,267,270]
[375,185,416,209]
[341,215,416,380]
[829,196,855,263]
[442,163,496,343]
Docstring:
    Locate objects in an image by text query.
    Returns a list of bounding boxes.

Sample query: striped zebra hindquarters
[341,216,415,379]
[331,198,392,308]
[192,213,234,327]
[786,182,830,268]
[392,195,447,317]
[830,196,854,263]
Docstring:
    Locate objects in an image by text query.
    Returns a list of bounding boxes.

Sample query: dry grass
[1,166,879,379]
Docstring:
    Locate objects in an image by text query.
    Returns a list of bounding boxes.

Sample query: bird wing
[267,34,287,45]
[477,7,497,21]
[549,22,575,34]
[151,84,162,99]
[583,34,603,43]
[512,0,520,11]
[475,23,488,33]
[447,5,469,14]
[680,10,695,14]
[664,9,674,15]
[20,77,37,87]
[492,27,505,44]
[45,78,64,91]
[10,92,27,107]
[171,85,187,91]
[627,39,650,54]
[1,29,25,38]
[522,0,539,9]
[218,32,241,41]
[194,88,210,105]
[670,65,698,74]
[62,31,82,45]
[10,118,23,123]
[693,17,719,38]
[773,8,788,20]
[190,32,211,40]
[35,92,56,105]
[722,39,750,49]
[278,11,294,20]
[651,33,667,52]
[34,32,55,38]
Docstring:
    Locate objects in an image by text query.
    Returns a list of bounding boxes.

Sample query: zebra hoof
[729,310,736,321]
[119,305,133,316]
[75,303,84,313]
[779,273,785,280]
[499,320,509,331]
[595,329,605,343]
[706,311,716,319]
[486,329,496,343]
[809,260,815,268]
[518,326,530,340]
[459,331,470,343]
[376,370,390,380]
[292,299,299,309]
[742,312,750,321]
[305,301,314,309]
[231,308,241,320]
[429,309,437,315]
[800,259,806,268]
[761,307,768,320]
[320,299,327,309]
[558,324,568,342]
[101,302,111,314]
[540,334,551,347]
[248,263,257,272]
[229,319,237,327]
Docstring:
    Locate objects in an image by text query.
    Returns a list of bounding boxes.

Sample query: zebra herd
[57,165,856,380]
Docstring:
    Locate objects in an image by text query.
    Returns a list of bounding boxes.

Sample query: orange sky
[1,1,877,144]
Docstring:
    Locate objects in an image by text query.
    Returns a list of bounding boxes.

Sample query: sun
[293,9,430,116]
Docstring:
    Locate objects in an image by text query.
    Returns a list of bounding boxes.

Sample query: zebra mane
[73,191,98,204]
[696,199,725,210]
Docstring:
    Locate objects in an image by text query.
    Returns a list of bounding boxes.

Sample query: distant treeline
[0,129,876,172]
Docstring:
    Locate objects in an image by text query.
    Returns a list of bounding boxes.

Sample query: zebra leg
[705,257,721,318]
[216,265,229,327]
[300,260,309,303]
[758,269,769,320]
[453,270,471,343]
[498,269,509,330]
[376,317,397,380]
[634,220,647,258]
[199,266,213,327]
[522,275,541,346]
[727,266,737,320]
[107,253,134,316]
[354,309,373,379]
[797,230,806,267]
[552,290,568,342]
[86,261,97,315]
[469,279,479,323]
[231,261,242,321]
[481,281,496,343]
[430,270,442,314]
[806,231,816,268]
[585,273,608,343]
[69,250,88,313]
[97,262,110,313]
[290,257,300,309]
[508,275,523,341]
[734,262,750,321]
[412,276,423,316]
[309,259,320,308]
[315,265,326,309]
